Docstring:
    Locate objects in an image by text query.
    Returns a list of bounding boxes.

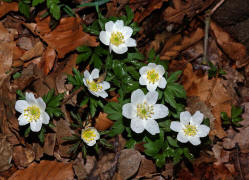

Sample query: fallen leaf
[73,157,87,180]
[17,37,33,51]
[43,133,56,156]
[0,1,18,19]
[20,41,44,62]
[43,47,56,75]
[163,0,215,24]
[136,156,156,178]
[8,160,74,180]
[95,112,114,131]
[0,135,12,172]
[160,27,204,60]
[118,149,141,180]
[12,145,35,168]
[210,21,249,68]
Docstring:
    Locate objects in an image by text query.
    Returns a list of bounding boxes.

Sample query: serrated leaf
[38,127,45,144]
[125,139,136,148]
[167,136,179,147]
[221,112,229,121]
[49,3,61,20]
[19,1,30,18]
[32,0,45,6]
[167,82,186,99]
[164,89,177,108]
[24,126,31,137]
[108,119,124,137]
[125,5,134,25]
[167,71,182,83]
[231,105,243,119]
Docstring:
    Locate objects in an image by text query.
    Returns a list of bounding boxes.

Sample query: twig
[235,143,245,180]
[62,87,84,105]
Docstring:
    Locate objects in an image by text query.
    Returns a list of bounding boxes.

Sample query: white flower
[15,92,50,132]
[81,127,100,146]
[83,68,110,98]
[99,20,136,54]
[139,63,167,92]
[170,111,210,146]
[122,89,169,135]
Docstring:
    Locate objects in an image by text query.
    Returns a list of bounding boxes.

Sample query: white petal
[86,140,96,146]
[189,136,201,146]
[180,111,191,125]
[30,120,42,132]
[42,112,50,124]
[131,89,144,104]
[148,63,157,69]
[94,130,100,140]
[139,76,147,85]
[18,114,29,126]
[122,26,133,38]
[125,38,136,47]
[84,70,90,79]
[114,20,124,30]
[91,68,99,79]
[170,121,182,132]
[101,81,110,90]
[15,100,29,113]
[111,44,128,54]
[177,132,188,143]
[25,92,36,104]
[145,91,158,105]
[153,104,169,119]
[122,103,135,119]
[130,119,145,134]
[191,111,204,125]
[145,119,160,135]
[83,78,87,87]
[198,125,210,137]
[158,77,167,89]
[99,31,110,45]
[155,65,165,75]
[139,66,149,75]
[98,91,108,98]
[37,97,46,111]
[147,83,158,92]
[105,21,114,32]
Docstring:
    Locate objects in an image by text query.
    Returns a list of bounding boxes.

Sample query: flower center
[183,125,197,136]
[110,31,124,46]
[146,69,159,84]
[82,129,96,142]
[24,105,41,122]
[136,102,154,120]
[87,80,103,92]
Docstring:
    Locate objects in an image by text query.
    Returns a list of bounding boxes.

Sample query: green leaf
[167,71,182,83]
[63,134,80,141]
[92,54,102,69]
[183,148,194,160]
[32,0,45,6]
[125,5,134,25]
[127,52,144,61]
[126,66,140,80]
[42,89,54,104]
[16,90,25,100]
[167,82,186,99]
[13,72,21,79]
[24,126,31,138]
[155,154,166,168]
[49,3,61,20]
[48,122,56,128]
[125,139,136,148]
[77,0,110,8]
[148,48,156,61]
[99,139,113,149]
[167,136,179,147]
[80,97,89,107]
[112,60,127,79]
[62,5,75,17]
[231,105,243,119]
[76,52,92,64]
[82,145,87,158]
[232,117,243,123]
[38,127,45,144]
[221,112,229,121]
[159,120,171,132]
[144,138,161,157]
[108,119,124,137]
[164,89,177,108]
[90,98,97,117]
[19,1,30,18]
[76,45,91,53]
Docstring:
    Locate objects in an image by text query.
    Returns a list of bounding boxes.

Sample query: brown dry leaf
[136,156,156,179]
[9,160,74,180]
[43,133,56,156]
[43,47,56,75]
[210,21,249,68]
[181,62,232,138]
[160,27,204,60]
[13,145,35,168]
[118,149,142,180]
[0,1,18,19]
[163,0,215,24]
[0,135,12,172]
[95,112,114,131]
[26,16,99,58]
[20,41,44,61]
[17,37,33,51]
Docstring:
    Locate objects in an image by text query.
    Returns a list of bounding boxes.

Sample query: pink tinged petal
[25,92,36,104]
[122,103,134,119]
[139,76,147,85]
[198,125,210,137]
[170,121,182,132]
[111,44,128,54]
[148,63,157,69]
[145,91,158,105]
[105,21,114,32]
[180,111,191,125]
[42,112,50,124]
[155,65,165,75]
[130,119,145,134]
[125,38,136,47]
[145,119,160,135]
[122,26,133,38]
[91,68,100,79]
[114,20,124,30]
[37,97,46,111]
[99,31,110,45]
[18,114,29,126]
[139,66,149,75]
[189,136,201,146]
[131,89,145,104]
[147,83,158,92]
[30,120,42,132]
[158,77,167,89]
[84,70,90,79]
[191,111,204,125]
[153,104,169,119]
[177,132,188,143]
[15,100,29,113]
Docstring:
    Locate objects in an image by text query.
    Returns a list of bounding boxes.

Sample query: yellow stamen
[110,32,124,46]
[183,125,197,136]
[81,128,97,142]
[24,105,41,122]
[146,69,159,84]
[87,80,103,92]
[137,102,154,120]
